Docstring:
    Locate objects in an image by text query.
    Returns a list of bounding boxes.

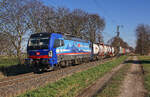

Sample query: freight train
[25,32,130,71]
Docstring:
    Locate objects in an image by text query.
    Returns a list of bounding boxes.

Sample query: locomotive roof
[30,32,51,37]
[30,32,89,43]
[63,35,89,43]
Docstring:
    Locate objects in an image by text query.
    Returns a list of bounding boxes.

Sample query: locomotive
[26,32,129,71]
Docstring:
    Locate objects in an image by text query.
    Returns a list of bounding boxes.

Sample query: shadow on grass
[124,60,150,64]
[124,59,150,75]
[0,64,33,76]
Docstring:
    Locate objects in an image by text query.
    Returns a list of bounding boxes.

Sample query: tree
[26,0,56,33]
[0,0,31,63]
[67,9,88,37]
[27,4,105,42]
[109,36,129,47]
[53,7,70,34]
[135,24,150,55]
[0,33,15,55]
[107,34,132,55]
[86,14,105,43]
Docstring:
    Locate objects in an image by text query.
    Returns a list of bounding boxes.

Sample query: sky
[42,0,150,48]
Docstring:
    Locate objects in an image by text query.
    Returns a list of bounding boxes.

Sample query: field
[138,56,150,96]
[0,56,18,68]
[18,56,127,97]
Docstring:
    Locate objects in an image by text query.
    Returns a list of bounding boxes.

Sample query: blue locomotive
[26,32,130,71]
[26,33,92,70]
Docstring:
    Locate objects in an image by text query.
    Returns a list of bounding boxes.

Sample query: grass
[138,56,150,96]
[0,56,18,68]
[18,56,128,97]
[0,56,18,78]
[0,56,32,76]
[0,55,26,68]
[96,62,130,97]
[0,57,18,78]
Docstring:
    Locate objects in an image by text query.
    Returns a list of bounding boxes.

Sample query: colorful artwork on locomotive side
[56,39,91,55]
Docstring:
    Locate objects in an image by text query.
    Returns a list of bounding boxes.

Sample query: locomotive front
[26,33,52,70]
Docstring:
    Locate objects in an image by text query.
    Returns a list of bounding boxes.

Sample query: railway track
[0,57,114,97]
[0,72,34,83]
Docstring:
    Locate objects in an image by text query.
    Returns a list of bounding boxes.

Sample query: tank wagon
[98,44,105,57]
[26,32,130,71]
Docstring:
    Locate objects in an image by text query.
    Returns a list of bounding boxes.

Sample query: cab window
[54,39,64,48]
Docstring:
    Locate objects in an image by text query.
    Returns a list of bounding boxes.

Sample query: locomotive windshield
[27,33,50,50]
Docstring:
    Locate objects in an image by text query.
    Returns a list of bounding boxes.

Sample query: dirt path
[76,57,130,97]
[118,56,147,97]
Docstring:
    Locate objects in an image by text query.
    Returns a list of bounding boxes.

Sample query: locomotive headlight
[48,51,53,57]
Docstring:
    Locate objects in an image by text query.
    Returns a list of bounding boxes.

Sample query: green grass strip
[138,56,150,96]
[18,56,127,97]
[0,57,18,68]
[96,62,130,97]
